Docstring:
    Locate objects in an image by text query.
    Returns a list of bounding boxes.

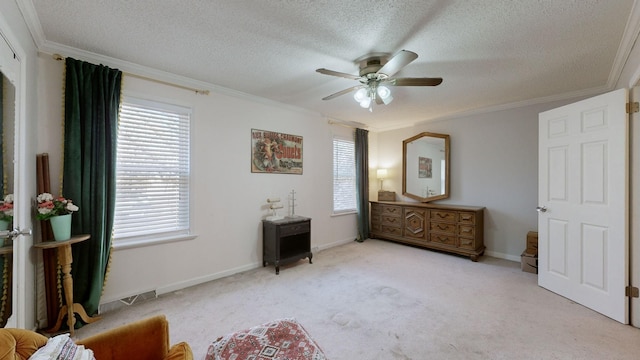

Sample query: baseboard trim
[485,250,520,263]
[99,239,354,309]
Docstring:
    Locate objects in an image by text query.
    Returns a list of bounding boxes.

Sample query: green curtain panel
[63,57,121,327]
[355,128,369,242]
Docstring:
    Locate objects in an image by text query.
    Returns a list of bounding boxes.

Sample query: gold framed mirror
[402,132,450,202]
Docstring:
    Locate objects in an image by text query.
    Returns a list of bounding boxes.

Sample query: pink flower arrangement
[36,193,79,221]
[0,194,13,222]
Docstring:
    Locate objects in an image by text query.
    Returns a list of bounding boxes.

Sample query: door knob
[0,227,32,239]
[536,206,547,213]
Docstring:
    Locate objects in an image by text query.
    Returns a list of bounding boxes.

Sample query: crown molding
[610,0,640,88]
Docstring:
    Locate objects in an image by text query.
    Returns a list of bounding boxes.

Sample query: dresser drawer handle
[436,213,447,218]
[437,224,448,230]
[461,215,472,221]
[461,228,472,233]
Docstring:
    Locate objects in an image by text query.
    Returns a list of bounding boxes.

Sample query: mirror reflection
[0,72,14,327]
[402,132,450,202]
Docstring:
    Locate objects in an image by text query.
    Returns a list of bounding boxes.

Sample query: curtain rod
[52,53,210,95]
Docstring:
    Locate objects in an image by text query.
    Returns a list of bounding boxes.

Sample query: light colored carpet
[73,239,640,359]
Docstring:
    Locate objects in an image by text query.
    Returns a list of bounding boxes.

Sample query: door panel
[539,88,628,324]
[630,86,640,328]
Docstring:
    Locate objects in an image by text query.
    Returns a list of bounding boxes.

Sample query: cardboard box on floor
[521,251,538,274]
[526,231,538,256]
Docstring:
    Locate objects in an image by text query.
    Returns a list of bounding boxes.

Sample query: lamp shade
[376,168,388,179]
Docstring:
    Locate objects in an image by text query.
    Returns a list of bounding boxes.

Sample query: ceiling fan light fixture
[359,97,372,108]
[377,85,391,99]
[354,88,368,103]
[377,85,393,105]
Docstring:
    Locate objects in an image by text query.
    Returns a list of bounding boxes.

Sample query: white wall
[36,55,358,304]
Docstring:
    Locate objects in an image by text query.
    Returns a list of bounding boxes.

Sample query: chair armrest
[77,315,170,360]
[166,342,194,360]
[0,328,48,360]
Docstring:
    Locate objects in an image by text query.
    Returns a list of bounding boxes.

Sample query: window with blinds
[333,136,357,213]
[114,97,191,242]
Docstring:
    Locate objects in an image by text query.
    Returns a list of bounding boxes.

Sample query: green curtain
[63,57,121,326]
[355,128,369,242]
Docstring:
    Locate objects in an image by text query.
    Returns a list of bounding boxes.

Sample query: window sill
[112,233,198,251]
[331,210,357,217]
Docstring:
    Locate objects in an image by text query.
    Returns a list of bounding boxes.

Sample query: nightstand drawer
[279,221,310,237]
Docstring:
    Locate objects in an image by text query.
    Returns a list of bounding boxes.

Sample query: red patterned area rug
[205,318,327,360]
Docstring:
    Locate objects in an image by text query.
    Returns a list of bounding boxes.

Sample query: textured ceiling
[21,0,638,131]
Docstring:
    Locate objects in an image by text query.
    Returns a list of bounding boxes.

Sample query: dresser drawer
[279,221,310,237]
[458,212,476,225]
[381,225,402,236]
[430,222,456,234]
[430,233,456,246]
[430,210,456,223]
[458,237,475,249]
[381,205,402,216]
[371,204,382,216]
[458,225,476,238]
[381,215,402,227]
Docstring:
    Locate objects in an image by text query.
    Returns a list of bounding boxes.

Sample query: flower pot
[50,214,72,241]
[0,219,9,247]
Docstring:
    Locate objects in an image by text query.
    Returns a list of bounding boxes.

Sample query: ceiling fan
[316,50,442,110]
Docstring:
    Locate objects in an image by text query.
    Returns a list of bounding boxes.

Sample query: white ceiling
[19,0,639,131]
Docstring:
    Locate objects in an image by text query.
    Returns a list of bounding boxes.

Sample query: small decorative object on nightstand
[265,197,284,221]
[262,216,312,274]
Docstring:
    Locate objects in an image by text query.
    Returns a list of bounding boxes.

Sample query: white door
[538,88,628,323]
[630,87,640,328]
[0,24,34,329]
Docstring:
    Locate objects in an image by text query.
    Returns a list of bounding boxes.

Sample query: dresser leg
[275,265,280,275]
[308,253,313,264]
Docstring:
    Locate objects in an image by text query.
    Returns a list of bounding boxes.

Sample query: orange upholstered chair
[0,315,192,360]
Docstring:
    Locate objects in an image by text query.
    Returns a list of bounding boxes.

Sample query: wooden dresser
[370,201,485,261]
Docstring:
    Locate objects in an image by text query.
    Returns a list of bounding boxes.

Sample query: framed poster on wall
[419,156,432,178]
[251,129,303,174]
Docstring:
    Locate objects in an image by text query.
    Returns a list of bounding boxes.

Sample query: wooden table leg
[58,244,76,335]
[43,242,101,335]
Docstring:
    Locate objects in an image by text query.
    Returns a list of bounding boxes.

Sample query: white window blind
[333,136,357,213]
[114,97,191,241]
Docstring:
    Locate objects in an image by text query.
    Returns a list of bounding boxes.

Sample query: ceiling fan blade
[376,50,418,77]
[316,68,361,81]
[390,77,443,86]
[322,85,364,100]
